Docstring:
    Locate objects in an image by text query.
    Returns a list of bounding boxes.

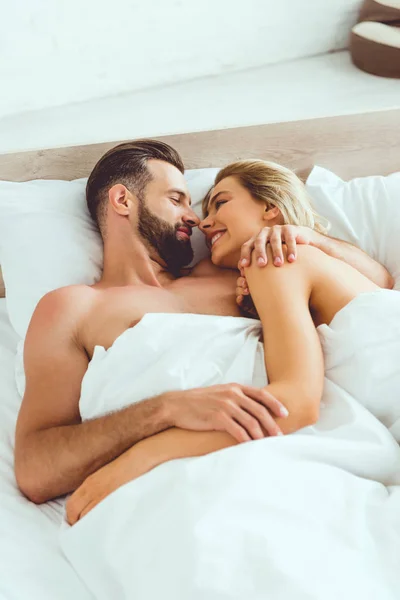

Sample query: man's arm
[310,232,394,289]
[67,387,288,525]
[66,428,238,524]
[16,289,286,504]
[14,289,172,504]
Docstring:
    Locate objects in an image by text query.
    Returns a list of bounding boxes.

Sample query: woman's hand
[236,225,317,313]
[239,225,316,270]
[66,444,151,526]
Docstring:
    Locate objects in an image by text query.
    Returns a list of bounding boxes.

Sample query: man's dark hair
[86,139,185,234]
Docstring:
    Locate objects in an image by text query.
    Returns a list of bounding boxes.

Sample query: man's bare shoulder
[36,284,96,312]
[28,285,97,339]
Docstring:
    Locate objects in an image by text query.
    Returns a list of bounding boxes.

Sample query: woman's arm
[66,428,237,524]
[239,225,393,288]
[245,244,324,434]
[67,383,289,524]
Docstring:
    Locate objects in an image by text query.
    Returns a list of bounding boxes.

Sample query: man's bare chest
[83,273,240,358]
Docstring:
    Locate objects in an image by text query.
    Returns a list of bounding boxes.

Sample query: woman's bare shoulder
[246,244,327,281]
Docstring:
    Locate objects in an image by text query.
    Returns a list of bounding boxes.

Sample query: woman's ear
[263,206,281,222]
[108,184,133,216]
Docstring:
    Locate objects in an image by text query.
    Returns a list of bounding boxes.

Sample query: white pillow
[0,169,218,338]
[1,165,399,340]
[306,166,400,291]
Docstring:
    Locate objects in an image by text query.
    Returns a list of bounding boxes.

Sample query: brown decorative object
[350,0,400,78]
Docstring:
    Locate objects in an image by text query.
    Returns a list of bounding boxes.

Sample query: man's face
[136,160,200,275]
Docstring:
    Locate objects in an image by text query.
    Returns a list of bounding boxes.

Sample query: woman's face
[199,176,279,268]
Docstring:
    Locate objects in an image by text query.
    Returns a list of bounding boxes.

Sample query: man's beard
[137,199,194,276]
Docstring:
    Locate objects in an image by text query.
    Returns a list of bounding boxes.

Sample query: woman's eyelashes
[215,200,227,210]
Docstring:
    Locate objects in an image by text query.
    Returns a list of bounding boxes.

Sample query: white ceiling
[1,0,362,119]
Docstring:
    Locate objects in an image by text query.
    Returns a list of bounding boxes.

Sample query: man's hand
[66,383,290,524]
[239,225,315,270]
[164,383,288,443]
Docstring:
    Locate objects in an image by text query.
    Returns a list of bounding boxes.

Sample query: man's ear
[108,184,134,216]
[263,206,281,222]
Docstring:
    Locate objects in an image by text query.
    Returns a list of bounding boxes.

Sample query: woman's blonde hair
[202,160,329,234]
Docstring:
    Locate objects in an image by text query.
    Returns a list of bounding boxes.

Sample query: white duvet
[60,290,400,600]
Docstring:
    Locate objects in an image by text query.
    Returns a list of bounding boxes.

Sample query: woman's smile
[210,230,226,248]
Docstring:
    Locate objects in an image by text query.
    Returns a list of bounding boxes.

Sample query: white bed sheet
[0,299,92,600]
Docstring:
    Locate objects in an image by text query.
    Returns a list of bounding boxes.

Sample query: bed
[0,109,399,599]
[0,299,93,599]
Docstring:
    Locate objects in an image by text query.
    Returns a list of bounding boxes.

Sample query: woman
[66,159,393,524]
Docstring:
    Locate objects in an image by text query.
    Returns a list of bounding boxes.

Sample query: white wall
[1,52,399,156]
[2,0,361,118]
[3,0,397,159]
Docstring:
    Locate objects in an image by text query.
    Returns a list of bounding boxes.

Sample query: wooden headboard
[0,109,399,182]
[0,108,399,298]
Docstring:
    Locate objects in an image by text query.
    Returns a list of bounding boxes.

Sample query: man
[14,139,393,506]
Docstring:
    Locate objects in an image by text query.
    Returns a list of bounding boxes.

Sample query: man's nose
[183,210,200,227]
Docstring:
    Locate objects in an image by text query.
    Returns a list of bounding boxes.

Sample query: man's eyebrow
[167,188,192,206]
